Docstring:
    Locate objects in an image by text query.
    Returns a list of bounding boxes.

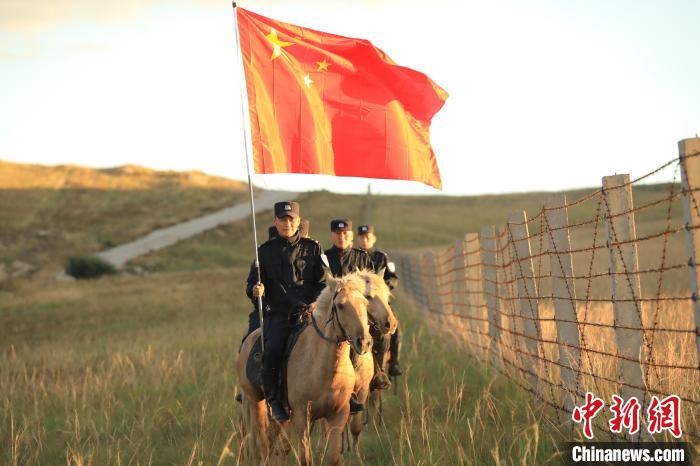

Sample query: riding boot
[388,327,403,376]
[263,367,289,422]
[349,393,364,414]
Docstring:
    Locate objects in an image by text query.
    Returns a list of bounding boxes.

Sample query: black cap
[274,201,300,219]
[357,224,374,235]
[330,218,353,232]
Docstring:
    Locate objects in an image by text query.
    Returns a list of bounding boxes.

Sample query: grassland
[0,161,249,273]
[2,160,698,464]
[1,268,566,465]
[129,182,683,275]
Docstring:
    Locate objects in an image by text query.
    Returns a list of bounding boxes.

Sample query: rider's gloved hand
[252,282,265,298]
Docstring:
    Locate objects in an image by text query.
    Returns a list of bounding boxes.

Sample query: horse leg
[249,398,271,465]
[324,411,350,466]
[316,418,329,452]
[349,387,369,453]
[368,390,384,425]
[268,419,291,466]
[291,408,312,466]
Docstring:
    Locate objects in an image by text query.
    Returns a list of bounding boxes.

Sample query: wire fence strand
[395,152,700,440]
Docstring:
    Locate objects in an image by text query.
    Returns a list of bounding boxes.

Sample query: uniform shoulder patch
[387,261,396,273]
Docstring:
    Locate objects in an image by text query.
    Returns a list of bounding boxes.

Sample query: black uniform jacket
[325,245,373,277]
[366,248,399,290]
[246,232,326,315]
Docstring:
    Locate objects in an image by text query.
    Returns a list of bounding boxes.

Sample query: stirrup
[349,396,364,414]
[388,362,403,376]
[268,400,290,422]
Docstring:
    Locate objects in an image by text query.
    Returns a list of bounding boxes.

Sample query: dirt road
[97,190,299,268]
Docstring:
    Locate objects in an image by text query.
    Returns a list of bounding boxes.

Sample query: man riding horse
[357,224,403,377]
[241,219,312,344]
[245,201,326,422]
[324,219,393,397]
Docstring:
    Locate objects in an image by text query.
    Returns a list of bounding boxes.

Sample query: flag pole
[232,1,265,353]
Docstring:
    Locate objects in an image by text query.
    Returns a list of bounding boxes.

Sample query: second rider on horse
[325,219,393,396]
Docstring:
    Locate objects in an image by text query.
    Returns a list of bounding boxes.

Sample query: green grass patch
[1,268,566,465]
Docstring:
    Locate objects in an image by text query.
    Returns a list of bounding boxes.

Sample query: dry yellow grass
[0,268,568,465]
[0,161,247,190]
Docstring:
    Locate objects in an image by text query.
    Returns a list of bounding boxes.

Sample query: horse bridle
[362,279,386,334]
[366,303,383,333]
[310,289,354,345]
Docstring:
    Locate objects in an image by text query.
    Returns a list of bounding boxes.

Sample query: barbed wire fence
[394,138,700,441]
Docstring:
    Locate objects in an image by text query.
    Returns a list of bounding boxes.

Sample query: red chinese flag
[236,8,448,189]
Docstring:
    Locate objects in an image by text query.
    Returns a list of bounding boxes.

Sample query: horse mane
[314,273,366,317]
[353,269,392,303]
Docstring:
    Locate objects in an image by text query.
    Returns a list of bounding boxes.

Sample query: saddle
[245,318,307,407]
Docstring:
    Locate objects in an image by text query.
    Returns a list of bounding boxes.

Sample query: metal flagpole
[232,1,265,352]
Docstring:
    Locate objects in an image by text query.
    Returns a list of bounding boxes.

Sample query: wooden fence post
[497,225,518,377]
[452,239,470,349]
[481,226,503,370]
[602,175,646,407]
[544,194,581,413]
[465,232,487,362]
[679,137,700,367]
[508,211,542,392]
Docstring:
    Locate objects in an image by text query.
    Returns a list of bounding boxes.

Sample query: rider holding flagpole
[246,201,326,421]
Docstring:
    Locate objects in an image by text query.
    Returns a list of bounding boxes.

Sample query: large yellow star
[316,59,330,72]
[265,28,294,60]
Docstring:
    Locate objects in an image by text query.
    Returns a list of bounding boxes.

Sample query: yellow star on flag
[316,59,330,71]
[303,74,313,87]
[265,28,294,60]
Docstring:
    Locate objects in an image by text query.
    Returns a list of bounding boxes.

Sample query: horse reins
[310,289,354,346]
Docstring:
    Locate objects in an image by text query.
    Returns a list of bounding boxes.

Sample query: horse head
[316,274,372,355]
[353,269,398,336]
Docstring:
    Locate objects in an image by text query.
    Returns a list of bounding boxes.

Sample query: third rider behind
[357,224,402,378]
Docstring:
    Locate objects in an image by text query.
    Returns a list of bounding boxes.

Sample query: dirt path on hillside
[97,190,299,268]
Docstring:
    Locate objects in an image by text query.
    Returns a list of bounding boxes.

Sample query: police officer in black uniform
[324,219,373,276]
[325,219,392,396]
[241,220,312,343]
[246,202,326,421]
[357,224,403,377]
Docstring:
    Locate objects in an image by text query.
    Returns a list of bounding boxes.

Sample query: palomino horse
[237,273,372,465]
[347,269,397,452]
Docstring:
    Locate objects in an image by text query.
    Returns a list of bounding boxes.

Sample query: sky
[1,0,699,195]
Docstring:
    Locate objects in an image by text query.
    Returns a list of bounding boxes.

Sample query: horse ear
[377,267,386,279]
[324,270,338,289]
